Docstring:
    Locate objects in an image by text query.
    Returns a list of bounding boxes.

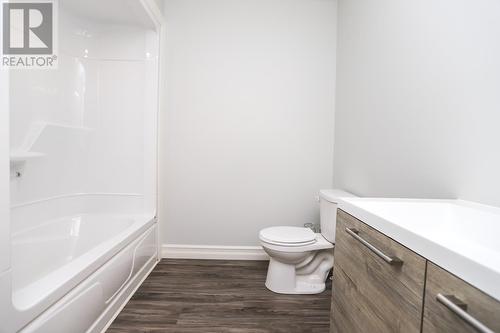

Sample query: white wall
[160,0,337,246]
[333,0,500,207]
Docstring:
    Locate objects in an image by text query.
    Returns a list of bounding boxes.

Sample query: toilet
[259,189,355,294]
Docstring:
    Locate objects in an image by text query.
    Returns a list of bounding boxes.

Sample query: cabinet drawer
[330,210,426,333]
[423,262,500,333]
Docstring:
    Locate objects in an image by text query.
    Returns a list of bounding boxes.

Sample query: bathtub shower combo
[0,1,162,332]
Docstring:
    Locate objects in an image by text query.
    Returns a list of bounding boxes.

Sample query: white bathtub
[0,194,158,333]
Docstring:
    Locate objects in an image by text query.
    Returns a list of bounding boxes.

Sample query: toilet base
[264,249,333,294]
[265,279,327,294]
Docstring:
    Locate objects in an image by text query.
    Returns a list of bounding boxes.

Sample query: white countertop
[336,197,500,301]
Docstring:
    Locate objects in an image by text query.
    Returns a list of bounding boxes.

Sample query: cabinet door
[330,210,426,333]
[423,262,500,333]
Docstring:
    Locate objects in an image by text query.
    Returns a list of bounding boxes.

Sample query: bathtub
[0,194,159,333]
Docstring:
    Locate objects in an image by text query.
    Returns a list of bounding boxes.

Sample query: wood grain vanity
[330,210,500,333]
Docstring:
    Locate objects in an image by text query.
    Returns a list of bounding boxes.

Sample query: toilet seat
[259,226,316,247]
[261,233,333,253]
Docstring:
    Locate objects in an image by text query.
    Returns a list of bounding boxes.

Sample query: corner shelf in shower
[10,122,94,165]
[10,151,46,163]
[10,151,46,178]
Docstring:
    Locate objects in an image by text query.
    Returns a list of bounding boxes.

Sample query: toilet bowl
[259,189,355,294]
[260,227,334,294]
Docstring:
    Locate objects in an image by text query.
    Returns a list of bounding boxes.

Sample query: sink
[336,197,500,301]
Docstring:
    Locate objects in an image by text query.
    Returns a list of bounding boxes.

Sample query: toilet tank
[319,189,356,243]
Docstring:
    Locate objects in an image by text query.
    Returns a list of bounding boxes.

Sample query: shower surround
[0,1,163,332]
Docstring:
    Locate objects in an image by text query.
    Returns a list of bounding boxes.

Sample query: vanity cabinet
[330,210,426,333]
[423,262,500,333]
[330,210,500,333]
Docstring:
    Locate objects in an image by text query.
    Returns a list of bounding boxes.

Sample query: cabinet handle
[436,294,495,333]
[345,227,403,265]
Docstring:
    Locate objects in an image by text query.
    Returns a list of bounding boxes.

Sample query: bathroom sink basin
[336,197,500,301]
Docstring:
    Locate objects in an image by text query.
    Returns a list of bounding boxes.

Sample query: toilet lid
[259,226,316,246]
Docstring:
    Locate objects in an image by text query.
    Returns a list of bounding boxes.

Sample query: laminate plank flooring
[107,259,331,333]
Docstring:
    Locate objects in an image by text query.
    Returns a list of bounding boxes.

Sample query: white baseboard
[161,244,269,260]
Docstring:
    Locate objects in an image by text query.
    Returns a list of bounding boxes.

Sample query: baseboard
[161,244,269,260]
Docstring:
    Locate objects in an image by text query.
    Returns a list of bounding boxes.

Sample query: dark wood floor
[107,259,331,333]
